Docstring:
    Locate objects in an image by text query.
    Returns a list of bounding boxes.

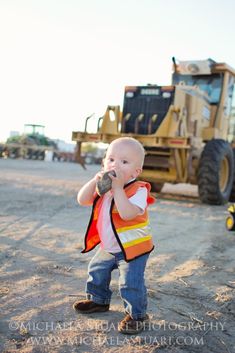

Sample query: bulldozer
[72,58,235,205]
[3,124,57,160]
[1,124,76,162]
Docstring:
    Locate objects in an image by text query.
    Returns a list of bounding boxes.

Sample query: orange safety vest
[81,180,155,262]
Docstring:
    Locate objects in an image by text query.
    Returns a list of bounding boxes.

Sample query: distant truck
[1,124,75,162]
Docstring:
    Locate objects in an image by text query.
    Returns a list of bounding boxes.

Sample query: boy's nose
[112,160,120,168]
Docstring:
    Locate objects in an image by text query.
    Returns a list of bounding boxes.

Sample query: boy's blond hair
[108,137,145,168]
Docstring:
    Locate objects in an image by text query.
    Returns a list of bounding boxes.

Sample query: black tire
[38,151,45,160]
[198,139,234,205]
[150,182,164,193]
[229,148,235,201]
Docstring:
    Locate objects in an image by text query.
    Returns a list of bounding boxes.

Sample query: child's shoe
[73,299,109,313]
[118,314,149,334]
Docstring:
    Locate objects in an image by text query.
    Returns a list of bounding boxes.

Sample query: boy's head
[103,137,145,183]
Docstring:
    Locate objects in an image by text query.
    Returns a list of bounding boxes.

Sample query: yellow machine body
[72,59,235,204]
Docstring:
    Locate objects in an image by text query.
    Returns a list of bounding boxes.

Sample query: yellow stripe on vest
[116,221,149,233]
[122,235,152,248]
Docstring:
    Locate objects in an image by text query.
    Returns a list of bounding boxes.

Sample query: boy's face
[103,141,142,183]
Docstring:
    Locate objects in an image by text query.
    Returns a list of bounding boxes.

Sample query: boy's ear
[133,168,142,178]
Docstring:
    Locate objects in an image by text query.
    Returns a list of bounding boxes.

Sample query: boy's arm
[112,188,142,220]
[110,171,142,220]
[77,172,103,206]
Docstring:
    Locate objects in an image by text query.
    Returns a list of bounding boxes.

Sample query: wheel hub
[219,156,229,192]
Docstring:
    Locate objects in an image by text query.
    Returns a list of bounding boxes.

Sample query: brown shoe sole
[73,303,109,314]
[118,324,144,335]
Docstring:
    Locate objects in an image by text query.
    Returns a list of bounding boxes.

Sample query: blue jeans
[85,247,149,320]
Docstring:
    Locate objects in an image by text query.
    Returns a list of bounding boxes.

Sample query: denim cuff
[86,292,111,305]
[126,311,147,320]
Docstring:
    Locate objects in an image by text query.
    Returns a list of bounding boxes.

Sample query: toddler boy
[73,137,155,334]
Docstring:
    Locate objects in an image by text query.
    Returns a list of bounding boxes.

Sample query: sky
[0,0,235,143]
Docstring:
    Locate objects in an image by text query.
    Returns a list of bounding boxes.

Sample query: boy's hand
[109,169,125,190]
[77,170,103,205]
[94,171,104,182]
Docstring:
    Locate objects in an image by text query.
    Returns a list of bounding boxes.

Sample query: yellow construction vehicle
[72,58,235,205]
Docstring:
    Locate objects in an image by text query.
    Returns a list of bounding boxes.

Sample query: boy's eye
[109,158,114,162]
[122,160,128,164]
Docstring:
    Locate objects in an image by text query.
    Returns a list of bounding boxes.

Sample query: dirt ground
[0,159,235,353]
